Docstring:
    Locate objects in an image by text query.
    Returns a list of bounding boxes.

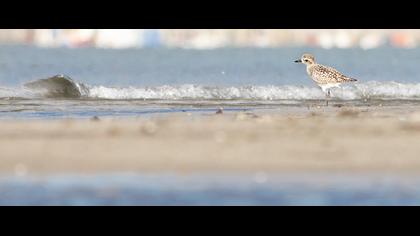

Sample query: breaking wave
[2,75,420,101]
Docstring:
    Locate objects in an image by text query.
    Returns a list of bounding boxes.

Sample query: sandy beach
[2,105,420,175]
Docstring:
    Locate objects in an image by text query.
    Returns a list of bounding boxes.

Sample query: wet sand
[2,105,420,175]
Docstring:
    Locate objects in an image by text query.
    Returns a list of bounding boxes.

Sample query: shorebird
[294,53,357,105]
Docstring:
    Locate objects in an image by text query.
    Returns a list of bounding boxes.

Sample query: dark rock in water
[23,74,88,98]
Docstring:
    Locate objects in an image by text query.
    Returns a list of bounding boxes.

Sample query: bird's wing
[312,64,357,83]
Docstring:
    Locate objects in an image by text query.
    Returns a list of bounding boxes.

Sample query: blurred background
[1,29,420,49]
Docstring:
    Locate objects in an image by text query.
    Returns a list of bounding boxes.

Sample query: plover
[294,53,357,103]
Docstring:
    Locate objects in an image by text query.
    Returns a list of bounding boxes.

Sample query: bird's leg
[325,89,331,106]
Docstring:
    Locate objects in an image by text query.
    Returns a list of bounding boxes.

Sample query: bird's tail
[345,77,358,82]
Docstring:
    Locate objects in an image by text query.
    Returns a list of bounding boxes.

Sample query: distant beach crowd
[0,29,418,49]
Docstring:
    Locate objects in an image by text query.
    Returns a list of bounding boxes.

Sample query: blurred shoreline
[1,29,420,49]
[2,105,420,175]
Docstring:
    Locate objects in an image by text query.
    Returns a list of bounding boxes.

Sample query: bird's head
[295,53,315,65]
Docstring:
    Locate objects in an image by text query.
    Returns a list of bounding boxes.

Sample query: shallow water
[1,173,420,205]
[1,46,420,119]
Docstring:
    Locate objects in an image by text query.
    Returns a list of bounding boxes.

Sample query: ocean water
[1,45,420,119]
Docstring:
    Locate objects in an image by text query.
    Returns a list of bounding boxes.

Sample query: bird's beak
[294,59,302,63]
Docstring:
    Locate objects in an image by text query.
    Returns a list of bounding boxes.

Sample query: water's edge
[3,75,420,101]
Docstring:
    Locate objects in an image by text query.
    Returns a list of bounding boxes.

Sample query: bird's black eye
[304,59,308,62]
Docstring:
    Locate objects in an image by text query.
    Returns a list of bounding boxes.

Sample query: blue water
[0,46,420,119]
[1,46,419,87]
[1,173,420,205]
